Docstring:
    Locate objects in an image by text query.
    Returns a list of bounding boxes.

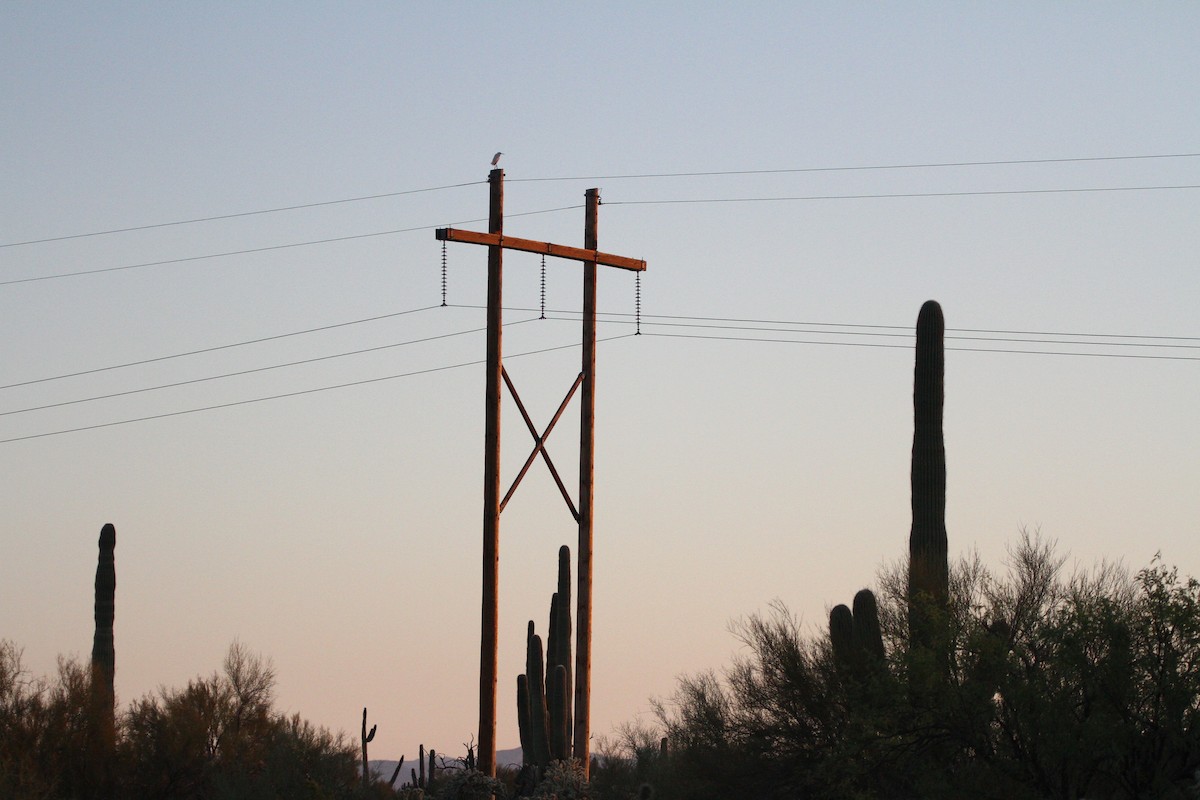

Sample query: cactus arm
[852,589,886,667]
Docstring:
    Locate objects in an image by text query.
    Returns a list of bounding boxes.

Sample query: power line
[510,152,1200,183]
[0,333,635,445]
[7,152,1196,251]
[619,318,1200,351]
[14,300,1190,408]
[604,184,1200,207]
[4,298,1195,444]
[640,331,1200,361]
[459,305,1200,344]
[0,204,582,286]
[8,182,1197,287]
[0,180,484,249]
[0,305,441,390]
[1,320,537,417]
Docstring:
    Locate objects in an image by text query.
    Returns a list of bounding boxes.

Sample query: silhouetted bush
[0,641,359,799]
[639,532,1200,800]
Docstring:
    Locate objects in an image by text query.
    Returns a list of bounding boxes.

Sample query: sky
[2,3,1198,764]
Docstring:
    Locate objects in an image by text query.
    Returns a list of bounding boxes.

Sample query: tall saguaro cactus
[90,523,117,799]
[91,523,117,702]
[907,300,950,678]
[518,546,575,775]
[361,707,377,785]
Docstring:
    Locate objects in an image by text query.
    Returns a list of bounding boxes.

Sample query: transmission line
[640,331,1200,361]
[2,205,583,286]
[458,305,1200,345]
[0,333,635,445]
[0,320,535,417]
[509,152,1200,183]
[604,184,1200,208]
[6,151,1196,250]
[0,180,484,249]
[0,305,441,390]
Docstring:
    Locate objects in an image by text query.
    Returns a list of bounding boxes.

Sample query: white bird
[491,151,503,167]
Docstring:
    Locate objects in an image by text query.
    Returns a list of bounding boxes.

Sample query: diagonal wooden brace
[499,367,583,521]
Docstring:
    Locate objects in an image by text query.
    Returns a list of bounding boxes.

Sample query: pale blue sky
[2,4,1198,761]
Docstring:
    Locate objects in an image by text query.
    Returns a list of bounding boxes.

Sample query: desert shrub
[645,532,1200,800]
[120,641,357,799]
[429,766,507,800]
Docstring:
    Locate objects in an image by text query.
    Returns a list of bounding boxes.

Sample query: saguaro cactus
[90,523,117,799]
[91,523,116,707]
[852,589,886,667]
[361,707,377,784]
[518,546,575,773]
[829,589,886,685]
[907,300,950,678]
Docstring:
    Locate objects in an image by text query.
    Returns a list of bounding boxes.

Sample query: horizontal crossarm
[436,227,646,272]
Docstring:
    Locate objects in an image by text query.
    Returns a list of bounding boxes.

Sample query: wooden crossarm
[436,227,646,272]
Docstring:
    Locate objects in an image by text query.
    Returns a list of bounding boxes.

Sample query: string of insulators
[440,238,448,306]
[539,254,547,319]
[635,272,642,334]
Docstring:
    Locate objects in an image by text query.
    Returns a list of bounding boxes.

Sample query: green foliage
[0,640,359,799]
[529,758,590,799]
[643,533,1200,799]
[591,723,675,800]
[427,766,506,800]
[0,648,109,800]
[121,640,361,799]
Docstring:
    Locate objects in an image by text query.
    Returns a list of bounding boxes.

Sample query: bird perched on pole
[491,151,503,167]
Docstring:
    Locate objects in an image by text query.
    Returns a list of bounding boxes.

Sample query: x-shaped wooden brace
[499,366,583,521]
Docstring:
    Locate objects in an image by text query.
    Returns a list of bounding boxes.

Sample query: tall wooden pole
[438,178,643,779]
[573,188,599,773]
[479,167,504,777]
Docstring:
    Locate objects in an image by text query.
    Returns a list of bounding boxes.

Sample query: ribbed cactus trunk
[525,633,552,766]
[360,708,377,785]
[518,546,575,773]
[829,589,886,686]
[908,300,950,681]
[852,589,886,666]
[546,545,573,759]
[90,523,116,800]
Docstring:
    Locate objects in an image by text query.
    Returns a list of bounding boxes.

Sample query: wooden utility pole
[479,169,503,777]
[436,171,644,778]
[574,188,598,768]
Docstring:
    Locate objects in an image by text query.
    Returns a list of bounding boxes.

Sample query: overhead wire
[603,184,1200,207]
[0,204,583,286]
[3,154,1196,439]
[0,318,538,417]
[627,319,1200,351]
[9,299,1190,415]
[3,296,1196,444]
[0,180,484,248]
[0,331,637,445]
[0,305,441,390]
[508,152,1200,183]
[5,150,1197,252]
[639,331,1200,361]
[456,304,1200,345]
[12,181,1193,285]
